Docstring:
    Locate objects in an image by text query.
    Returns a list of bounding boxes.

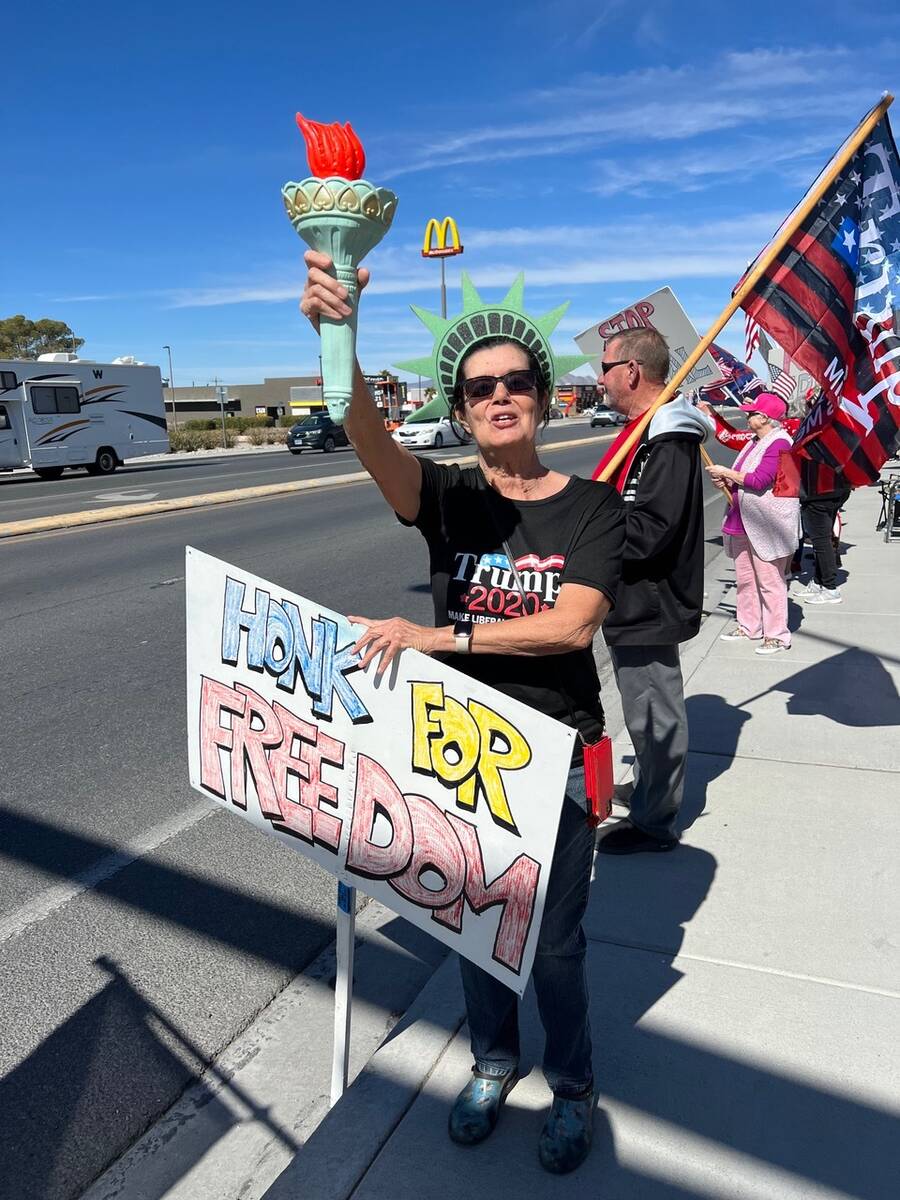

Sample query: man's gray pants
[607,643,688,840]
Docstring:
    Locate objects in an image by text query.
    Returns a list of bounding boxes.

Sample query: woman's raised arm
[300,249,422,522]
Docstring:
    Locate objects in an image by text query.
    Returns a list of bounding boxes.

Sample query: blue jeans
[458,793,595,1098]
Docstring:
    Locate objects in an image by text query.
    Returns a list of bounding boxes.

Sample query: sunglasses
[600,358,643,374]
[461,369,539,402]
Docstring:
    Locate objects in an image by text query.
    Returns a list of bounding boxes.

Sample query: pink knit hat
[739,392,788,421]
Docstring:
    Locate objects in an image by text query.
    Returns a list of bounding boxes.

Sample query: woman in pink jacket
[704,393,800,656]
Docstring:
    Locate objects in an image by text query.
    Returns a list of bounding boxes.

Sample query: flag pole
[597,93,895,484]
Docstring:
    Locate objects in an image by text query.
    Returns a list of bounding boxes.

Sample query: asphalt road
[0,421,607,524]
[0,431,732,1200]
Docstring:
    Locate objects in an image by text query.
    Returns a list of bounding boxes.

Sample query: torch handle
[319,267,359,423]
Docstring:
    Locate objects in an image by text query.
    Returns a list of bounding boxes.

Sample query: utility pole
[163,345,178,430]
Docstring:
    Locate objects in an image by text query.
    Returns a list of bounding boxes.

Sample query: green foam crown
[394,272,590,410]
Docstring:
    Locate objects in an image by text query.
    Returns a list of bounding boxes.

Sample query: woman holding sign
[300,251,624,1175]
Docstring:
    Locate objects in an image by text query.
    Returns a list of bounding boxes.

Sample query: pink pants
[731,535,791,645]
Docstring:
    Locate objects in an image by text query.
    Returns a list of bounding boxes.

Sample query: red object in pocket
[583,736,614,828]
[773,449,801,497]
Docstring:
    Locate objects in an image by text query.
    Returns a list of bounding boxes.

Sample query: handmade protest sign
[575,285,722,391]
[185,547,575,995]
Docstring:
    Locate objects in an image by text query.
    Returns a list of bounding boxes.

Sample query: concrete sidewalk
[265,484,900,1200]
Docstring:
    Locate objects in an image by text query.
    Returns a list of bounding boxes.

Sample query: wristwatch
[453,619,473,654]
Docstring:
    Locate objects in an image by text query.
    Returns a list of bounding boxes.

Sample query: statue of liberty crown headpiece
[394,272,590,411]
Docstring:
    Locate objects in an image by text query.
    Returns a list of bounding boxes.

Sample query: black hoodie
[603,396,713,647]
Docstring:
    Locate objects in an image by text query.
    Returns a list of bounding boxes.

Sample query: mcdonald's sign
[422,216,464,259]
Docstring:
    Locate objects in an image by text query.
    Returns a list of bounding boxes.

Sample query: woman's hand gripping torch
[282,115,398,422]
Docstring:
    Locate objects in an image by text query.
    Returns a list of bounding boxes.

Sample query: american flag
[768,363,797,402]
[699,343,766,405]
[737,108,900,486]
[744,312,761,363]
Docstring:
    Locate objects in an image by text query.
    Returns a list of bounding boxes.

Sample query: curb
[261,952,466,1200]
[0,434,615,540]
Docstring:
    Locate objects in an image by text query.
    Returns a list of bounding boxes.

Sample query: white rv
[0,354,169,479]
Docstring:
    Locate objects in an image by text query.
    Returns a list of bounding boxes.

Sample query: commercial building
[165,372,410,425]
[555,372,599,414]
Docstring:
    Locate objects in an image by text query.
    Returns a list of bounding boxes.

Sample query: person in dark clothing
[795,459,851,603]
[591,327,714,855]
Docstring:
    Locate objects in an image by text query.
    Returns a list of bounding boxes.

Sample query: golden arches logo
[422,216,463,258]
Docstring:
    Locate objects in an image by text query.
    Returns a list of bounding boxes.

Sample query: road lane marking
[0,802,214,946]
[94,489,160,502]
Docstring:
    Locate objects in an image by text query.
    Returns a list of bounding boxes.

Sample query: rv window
[56,386,81,413]
[0,406,9,430]
[31,386,57,414]
[30,385,81,415]
[0,371,17,390]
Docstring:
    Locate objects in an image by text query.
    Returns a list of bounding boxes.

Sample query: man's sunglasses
[600,358,643,374]
[461,369,539,402]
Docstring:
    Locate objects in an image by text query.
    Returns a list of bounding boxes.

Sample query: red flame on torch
[295,114,366,180]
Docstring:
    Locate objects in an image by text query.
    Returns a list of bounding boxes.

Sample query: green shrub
[199,429,232,450]
[247,427,267,445]
[168,428,206,452]
[182,418,217,431]
[279,414,298,428]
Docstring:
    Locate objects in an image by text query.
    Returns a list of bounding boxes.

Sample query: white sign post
[331,880,355,1105]
[185,548,576,1101]
[575,285,723,391]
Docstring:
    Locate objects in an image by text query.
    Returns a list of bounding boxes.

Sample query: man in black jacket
[593,327,714,854]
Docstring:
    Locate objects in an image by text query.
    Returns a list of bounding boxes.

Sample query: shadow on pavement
[0,808,335,975]
[348,842,897,1199]
[0,808,445,1200]
[0,957,299,1200]
[740,647,900,727]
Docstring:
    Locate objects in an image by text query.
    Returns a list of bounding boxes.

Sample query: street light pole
[163,345,178,430]
[214,378,228,449]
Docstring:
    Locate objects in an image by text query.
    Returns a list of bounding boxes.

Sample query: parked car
[590,406,627,427]
[392,415,468,450]
[287,413,350,453]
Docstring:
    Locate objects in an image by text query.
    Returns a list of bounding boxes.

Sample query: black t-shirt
[401,457,625,753]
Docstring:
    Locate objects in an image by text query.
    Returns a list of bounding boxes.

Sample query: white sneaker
[806,587,842,604]
[793,580,821,600]
[720,625,754,642]
[755,638,790,655]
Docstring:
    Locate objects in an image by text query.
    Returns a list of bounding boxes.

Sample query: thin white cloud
[168,212,779,309]
[379,45,874,181]
[50,292,135,303]
[586,132,839,197]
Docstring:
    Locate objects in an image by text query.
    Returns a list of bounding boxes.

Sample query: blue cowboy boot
[448,1071,518,1145]
[538,1092,594,1173]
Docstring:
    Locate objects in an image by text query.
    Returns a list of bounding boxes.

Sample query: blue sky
[4,1,900,386]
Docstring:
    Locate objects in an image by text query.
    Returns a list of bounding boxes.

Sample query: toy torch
[282,115,398,422]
